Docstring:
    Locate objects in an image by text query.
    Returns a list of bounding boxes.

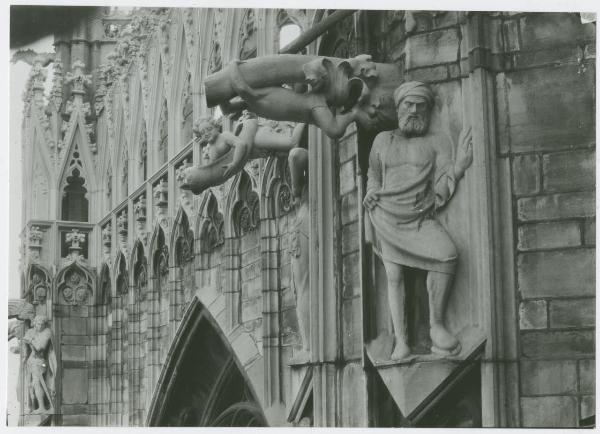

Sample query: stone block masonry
[500,12,596,428]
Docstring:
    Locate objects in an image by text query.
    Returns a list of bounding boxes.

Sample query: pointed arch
[25,263,52,306]
[148,221,169,384]
[54,262,95,306]
[99,263,111,305]
[128,239,149,425]
[171,207,194,265]
[30,147,52,220]
[237,9,257,61]
[261,155,294,219]
[197,191,225,254]
[114,250,128,297]
[111,249,129,423]
[148,223,168,277]
[146,297,267,427]
[130,240,147,291]
[228,171,260,238]
[58,113,98,222]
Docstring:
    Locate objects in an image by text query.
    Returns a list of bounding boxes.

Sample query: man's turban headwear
[393,81,434,108]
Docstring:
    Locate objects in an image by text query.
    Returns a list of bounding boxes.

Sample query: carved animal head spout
[393,81,434,137]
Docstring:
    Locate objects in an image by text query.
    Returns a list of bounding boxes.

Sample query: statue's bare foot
[390,340,411,360]
[430,324,460,354]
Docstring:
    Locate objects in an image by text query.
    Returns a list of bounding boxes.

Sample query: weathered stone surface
[513,46,580,69]
[549,298,595,329]
[518,249,595,298]
[342,221,359,255]
[339,130,357,163]
[405,65,448,82]
[512,154,540,195]
[520,360,577,395]
[88,378,110,404]
[520,396,577,427]
[341,192,358,225]
[62,369,89,404]
[519,13,594,51]
[501,65,595,153]
[517,221,581,251]
[583,219,595,245]
[579,359,595,394]
[521,330,594,358]
[230,331,259,366]
[62,345,86,362]
[341,363,367,426]
[342,296,363,360]
[245,356,265,406]
[342,252,360,298]
[61,415,91,426]
[519,300,547,330]
[61,334,94,345]
[580,395,595,421]
[405,28,460,68]
[542,149,595,193]
[517,192,595,221]
[339,159,356,195]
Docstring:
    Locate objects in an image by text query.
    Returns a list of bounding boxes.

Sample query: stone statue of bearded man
[364,81,473,360]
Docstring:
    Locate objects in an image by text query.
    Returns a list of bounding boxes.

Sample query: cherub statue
[178,112,306,195]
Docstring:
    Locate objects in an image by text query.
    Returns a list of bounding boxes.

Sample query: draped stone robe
[365,129,458,274]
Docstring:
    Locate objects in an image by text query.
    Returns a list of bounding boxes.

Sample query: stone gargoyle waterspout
[203,54,403,137]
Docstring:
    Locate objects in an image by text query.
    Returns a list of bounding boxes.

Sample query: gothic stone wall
[369,10,595,427]
[498,13,596,428]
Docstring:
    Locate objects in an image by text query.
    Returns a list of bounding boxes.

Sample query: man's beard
[398,113,430,137]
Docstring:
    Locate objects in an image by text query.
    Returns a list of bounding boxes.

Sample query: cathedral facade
[11,7,595,427]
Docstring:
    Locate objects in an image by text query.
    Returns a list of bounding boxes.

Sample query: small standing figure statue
[18,315,57,414]
[364,81,473,360]
[287,147,310,364]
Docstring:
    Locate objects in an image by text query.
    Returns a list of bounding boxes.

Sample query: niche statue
[14,315,57,413]
[364,82,473,360]
[287,147,310,364]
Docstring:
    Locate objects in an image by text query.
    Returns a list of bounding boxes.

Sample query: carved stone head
[33,315,48,332]
[193,117,221,145]
[393,81,434,137]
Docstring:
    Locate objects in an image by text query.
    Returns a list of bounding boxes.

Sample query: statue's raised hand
[454,126,473,179]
